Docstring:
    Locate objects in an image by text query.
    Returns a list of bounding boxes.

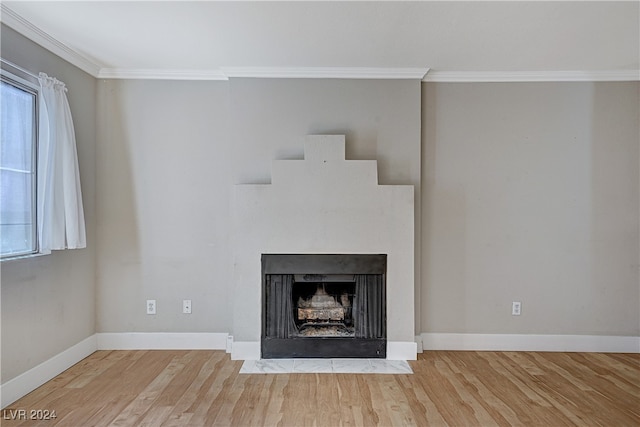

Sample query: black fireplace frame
[261,254,387,359]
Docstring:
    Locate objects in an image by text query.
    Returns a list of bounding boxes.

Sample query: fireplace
[262,254,386,358]
[231,136,416,360]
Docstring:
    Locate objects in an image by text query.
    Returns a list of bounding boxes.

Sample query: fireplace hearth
[262,254,386,359]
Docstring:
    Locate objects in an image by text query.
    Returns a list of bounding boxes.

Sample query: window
[1,70,39,258]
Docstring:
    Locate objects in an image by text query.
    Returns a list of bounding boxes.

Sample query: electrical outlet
[183,299,192,314]
[146,299,156,315]
[512,301,521,316]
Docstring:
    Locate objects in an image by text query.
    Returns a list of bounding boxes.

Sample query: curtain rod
[1,58,39,80]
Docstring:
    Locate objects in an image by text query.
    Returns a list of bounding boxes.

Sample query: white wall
[421,82,639,336]
[1,25,96,383]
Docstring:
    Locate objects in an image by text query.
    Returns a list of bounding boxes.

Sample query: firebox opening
[293,279,355,338]
[261,254,387,359]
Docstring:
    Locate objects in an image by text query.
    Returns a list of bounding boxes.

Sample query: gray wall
[1,25,96,383]
[96,79,231,333]
[421,82,639,336]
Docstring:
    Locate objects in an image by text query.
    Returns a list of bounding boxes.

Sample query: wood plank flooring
[2,350,638,426]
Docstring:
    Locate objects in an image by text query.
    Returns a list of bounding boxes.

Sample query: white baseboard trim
[414,335,424,353]
[420,333,640,353]
[387,341,418,360]
[230,341,261,360]
[1,335,97,409]
[96,333,229,350]
[226,335,233,353]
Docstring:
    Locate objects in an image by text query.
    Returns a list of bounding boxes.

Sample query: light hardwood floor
[2,350,638,426]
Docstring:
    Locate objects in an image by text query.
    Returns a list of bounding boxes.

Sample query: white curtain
[37,72,86,252]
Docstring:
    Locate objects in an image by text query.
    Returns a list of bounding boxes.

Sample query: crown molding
[1,4,101,77]
[424,70,640,82]
[221,67,430,80]
[97,67,430,81]
[46,66,640,83]
[97,68,228,81]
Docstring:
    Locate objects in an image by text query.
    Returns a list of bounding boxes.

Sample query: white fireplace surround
[231,135,416,360]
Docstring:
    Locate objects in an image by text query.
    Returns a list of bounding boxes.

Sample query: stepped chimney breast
[231,135,415,360]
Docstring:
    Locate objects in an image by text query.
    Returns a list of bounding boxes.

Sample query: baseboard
[387,341,418,360]
[1,335,97,409]
[230,341,261,360]
[415,335,424,353]
[96,332,229,350]
[420,333,640,353]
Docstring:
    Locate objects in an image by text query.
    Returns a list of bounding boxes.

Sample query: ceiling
[2,1,639,81]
